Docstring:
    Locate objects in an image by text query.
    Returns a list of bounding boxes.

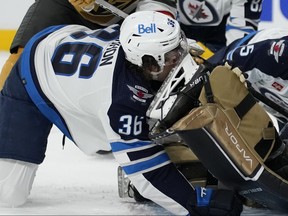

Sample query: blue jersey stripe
[111,140,152,152]
[226,30,258,60]
[226,24,255,34]
[20,25,73,141]
[122,152,170,175]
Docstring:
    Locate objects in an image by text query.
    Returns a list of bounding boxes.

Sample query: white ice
[0,52,286,215]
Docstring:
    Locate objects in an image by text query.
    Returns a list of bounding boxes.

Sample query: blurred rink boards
[0,0,288,51]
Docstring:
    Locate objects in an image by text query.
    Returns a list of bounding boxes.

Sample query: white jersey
[33,25,120,154]
[20,24,195,215]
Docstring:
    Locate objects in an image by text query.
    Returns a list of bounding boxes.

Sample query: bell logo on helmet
[138,23,157,34]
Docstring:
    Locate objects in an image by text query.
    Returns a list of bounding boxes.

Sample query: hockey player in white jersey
[0,11,242,215]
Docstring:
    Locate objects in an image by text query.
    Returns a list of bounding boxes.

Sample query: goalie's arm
[226,36,288,79]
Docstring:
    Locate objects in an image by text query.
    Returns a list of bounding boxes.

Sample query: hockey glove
[187,39,215,65]
[69,0,94,12]
[225,61,264,89]
[225,62,249,88]
[188,187,243,216]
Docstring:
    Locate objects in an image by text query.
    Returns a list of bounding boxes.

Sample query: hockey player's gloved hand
[187,39,214,65]
[187,38,204,57]
[69,0,94,12]
[188,187,243,216]
[225,62,249,88]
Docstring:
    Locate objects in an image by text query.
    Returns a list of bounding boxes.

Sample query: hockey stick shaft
[94,0,129,18]
[248,86,288,120]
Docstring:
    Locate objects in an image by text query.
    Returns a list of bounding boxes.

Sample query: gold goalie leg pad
[163,142,216,187]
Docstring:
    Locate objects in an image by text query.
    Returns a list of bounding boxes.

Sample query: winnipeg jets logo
[179,0,218,24]
[270,40,285,63]
[188,2,208,20]
[127,85,153,103]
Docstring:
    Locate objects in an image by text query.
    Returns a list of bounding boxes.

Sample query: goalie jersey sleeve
[20,24,196,215]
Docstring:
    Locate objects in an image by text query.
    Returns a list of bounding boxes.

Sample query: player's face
[154,61,178,82]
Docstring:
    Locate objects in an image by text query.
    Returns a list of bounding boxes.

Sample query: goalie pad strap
[203,74,214,103]
[204,79,257,119]
[234,94,256,119]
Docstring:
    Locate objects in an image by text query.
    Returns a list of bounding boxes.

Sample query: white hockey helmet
[119,11,183,72]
